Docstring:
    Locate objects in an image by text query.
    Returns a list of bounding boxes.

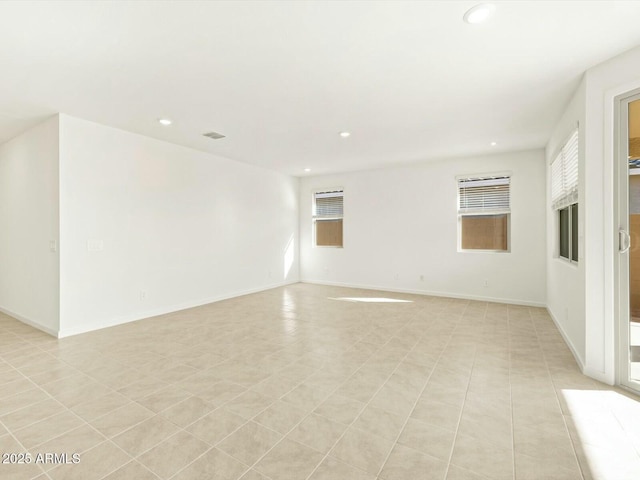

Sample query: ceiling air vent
[203,131,226,140]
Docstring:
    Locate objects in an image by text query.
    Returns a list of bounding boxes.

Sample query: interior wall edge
[0,304,59,338]
[547,306,587,373]
[57,279,300,339]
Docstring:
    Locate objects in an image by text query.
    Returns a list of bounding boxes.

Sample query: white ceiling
[1,1,640,176]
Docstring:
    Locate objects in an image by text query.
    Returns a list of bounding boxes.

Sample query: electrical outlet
[419,275,424,281]
[483,279,489,287]
[140,290,147,301]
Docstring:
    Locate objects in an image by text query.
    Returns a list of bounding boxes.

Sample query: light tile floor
[1,283,639,480]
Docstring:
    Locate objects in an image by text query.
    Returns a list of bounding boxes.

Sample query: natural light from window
[560,388,640,479]
[330,297,413,303]
[283,235,294,279]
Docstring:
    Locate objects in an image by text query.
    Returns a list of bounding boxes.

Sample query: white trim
[57,280,298,338]
[301,279,546,307]
[0,305,59,337]
[547,307,586,373]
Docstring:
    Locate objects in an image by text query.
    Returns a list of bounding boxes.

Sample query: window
[559,203,578,262]
[457,175,510,251]
[313,189,343,247]
[551,128,579,262]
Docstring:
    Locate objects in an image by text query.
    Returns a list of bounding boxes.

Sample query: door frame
[614,88,640,393]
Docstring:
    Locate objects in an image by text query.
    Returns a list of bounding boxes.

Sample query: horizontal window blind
[313,190,343,218]
[551,128,579,210]
[458,176,510,215]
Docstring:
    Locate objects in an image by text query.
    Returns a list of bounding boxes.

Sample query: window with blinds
[550,129,579,210]
[313,189,343,247]
[551,128,579,262]
[457,175,511,252]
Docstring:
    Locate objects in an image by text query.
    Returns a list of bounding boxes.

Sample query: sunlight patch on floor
[561,388,640,479]
[329,297,413,303]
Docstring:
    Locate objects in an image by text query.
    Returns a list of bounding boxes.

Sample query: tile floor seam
[508,306,518,480]
[1,359,134,479]
[0,419,48,478]
[530,308,586,480]
[2,286,639,480]
[165,354,334,479]
[302,308,444,480]
[439,301,482,480]
[236,333,402,478]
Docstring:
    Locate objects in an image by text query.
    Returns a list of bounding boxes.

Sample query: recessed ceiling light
[491,141,497,146]
[463,4,496,24]
[304,168,311,172]
[340,131,351,138]
[158,118,172,126]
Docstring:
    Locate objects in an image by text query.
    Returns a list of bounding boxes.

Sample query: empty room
[1,1,640,479]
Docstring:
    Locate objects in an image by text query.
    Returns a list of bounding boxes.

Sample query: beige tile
[314,393,365,425]
[514,452,582,480]
[250,374,300,398]
[0,376,37,398]
[112,415,180,456]
[224,391,274,420]
[308,456,376,480]
[34,424,105,470]
[446,465,492,480]
[398,417,456,461]
[288,413,346,454]
[159,396,216,427]
[380,444,448,480]
[450,433,514,480]
[186,408,247,445]
[48,440,131,480]
[0,387,50,416]
[0,285,634,480]
[330,427,394,475]
[217,421,282,465]
[457,411,512,450]
[103,461,160,480]
[160,364,200,383]
[255,438,324,479]
[14,410,84,449]
[90,402,154,437]
[117,377,170,401]
[513,423,578,467]
[0,434,45,479]
[239,470,271,480]
[0,397,64,431]
[173,447,248,480]
[352,405,405,441]
[411,398,462,431]
[281,384,329,412]
[195,381,247,404]
[71,390,131,422]
[138,431,210,479]
[254,400,307,434]
[138,385,193,413]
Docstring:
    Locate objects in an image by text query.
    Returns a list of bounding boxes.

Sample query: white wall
[581,45,640,384]
[0,116,60,334]
[58,115,298,337]
[547,44,640,385]
[300,150,546,306]
[546,78,586,368]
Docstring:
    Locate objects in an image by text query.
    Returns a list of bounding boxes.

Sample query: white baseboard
[57,280,299,338]
[547,307,586,372]
[301,279,546,308]
[0,305,59,337]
